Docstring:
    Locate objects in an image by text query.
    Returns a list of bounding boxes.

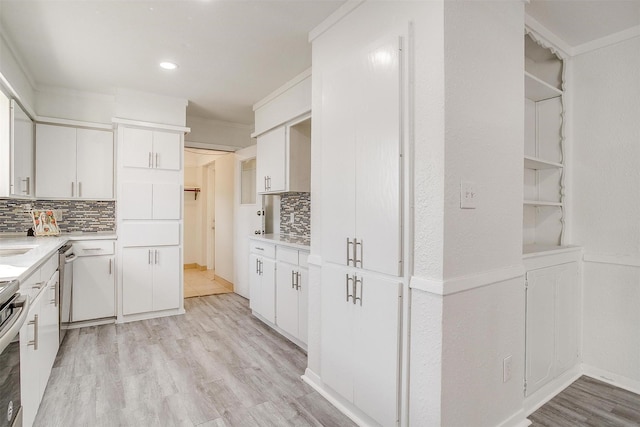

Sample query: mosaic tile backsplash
[280,192,310,237]
[0,199,116,233]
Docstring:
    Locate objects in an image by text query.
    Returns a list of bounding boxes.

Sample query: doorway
[183,147,235,298]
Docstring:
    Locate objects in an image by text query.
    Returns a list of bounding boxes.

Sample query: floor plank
[530,376,640,427]
[35,293,355,427]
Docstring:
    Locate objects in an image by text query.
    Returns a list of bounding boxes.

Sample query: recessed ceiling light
[160,61,178,70]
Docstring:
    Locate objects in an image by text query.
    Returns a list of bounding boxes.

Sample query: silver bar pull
[78,181,82,198]
[354,238,363,268]
[291,270,296,289]
[71,181,75,197]
[149,152,153,168]
[346,274,354,302]
[83,248,103,252]
[259,259,263,275]
[296,271,301,290]
[23,177,30,195]
[256,258,260,274]
[28,314,39,350]
[109,259,112,275]
[268,176,271,190]
[155,153,159,168]
[347,238,354,266]
[148,249,152,265]
[354,276,363,306]
[155,250,159,265]
[50,280,58,306]
[31,281,45,290]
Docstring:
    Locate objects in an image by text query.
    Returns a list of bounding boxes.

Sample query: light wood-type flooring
[34,293,356,427]
[184,269,233,298]
[529,375,640,426]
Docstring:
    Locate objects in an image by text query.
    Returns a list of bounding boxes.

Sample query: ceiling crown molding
[572,24,640,56]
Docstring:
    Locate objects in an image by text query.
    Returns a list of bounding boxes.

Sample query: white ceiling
[1,1,638,126]
[0,0,343,125]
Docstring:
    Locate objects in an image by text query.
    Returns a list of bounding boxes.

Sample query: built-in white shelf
[524,155,563,170]
[525,71,562,102]
[524,200,563,207]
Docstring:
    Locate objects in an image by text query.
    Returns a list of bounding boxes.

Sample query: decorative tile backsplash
[0,199,116,233]
[280,192,310,237]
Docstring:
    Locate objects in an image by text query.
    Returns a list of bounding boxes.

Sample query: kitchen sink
[0,246,36,256]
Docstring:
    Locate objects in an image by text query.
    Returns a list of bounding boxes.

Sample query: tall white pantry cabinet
[115,119,187,321]
[315,28,405,427]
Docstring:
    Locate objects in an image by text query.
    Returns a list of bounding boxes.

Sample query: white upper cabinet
[122,127,181,171]
[256,116,311,194]
[11,100,35,197]
[36,123,113,199]
[321,37,402,277]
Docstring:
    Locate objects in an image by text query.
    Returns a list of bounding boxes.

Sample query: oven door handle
[65,254,78,264]
[0,296,30,354]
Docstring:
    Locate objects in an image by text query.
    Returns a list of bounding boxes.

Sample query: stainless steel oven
[0,280,29,427]
[58,244,76,345]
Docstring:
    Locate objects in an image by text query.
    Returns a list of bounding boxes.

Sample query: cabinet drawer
[299,251,309,268]
[250,241,275,258]
[277,247,298,265]
[40,253,59,281]
[73,240,115,256]
[19,269,42,301]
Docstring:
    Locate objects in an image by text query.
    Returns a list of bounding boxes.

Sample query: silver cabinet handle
[264,176,267,191]
[291,270,296,289]
[155,250,159,264]
[267,176,271,190]
[149,152,152,168]
[148,249,152,265]
[354,238,363,268]
[109,258,112,275]
[155,153,159,168]
[83,248,103,252]
[256,258,260,274]
[296,271,301,290]
[32,281,45,290]
[258,259,263,275]
[71,181,75,197]
[354,276,363,306]
[346,274,354,303]
[28,314,39,350]
[22,177,30,195]
[50,280,58,307]
[347,238,354,266]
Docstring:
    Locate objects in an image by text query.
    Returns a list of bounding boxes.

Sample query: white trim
[36,116,113,130]
[496,410,531,427]
[184,140,241,152]
[252,68,311,111]
[573,25,640,56]
[409,264,524,296]
[250,111,311,139]
[582,364,640,396]
[186,116,252,130]
[525,16,572,58]
[524,366,582,416]
[112,117,190,133]
[583,252,640,268]
[308,0,365,42]
[301,369,375,427]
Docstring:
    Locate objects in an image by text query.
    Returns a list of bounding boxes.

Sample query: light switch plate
[460,181,477,209]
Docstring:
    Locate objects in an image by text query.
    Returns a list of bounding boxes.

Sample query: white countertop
[250,233,310,251]
[0,232,117,281]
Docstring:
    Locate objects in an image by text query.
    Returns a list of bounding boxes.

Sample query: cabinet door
[39,271,59,394]
[525,266,558,396]
[353,274,401,427]
[320,264,354,403]
[122,247,154,315]
[122,127,153,169]
[20,292,41,427]
[321,60,357,268]
[76,128,113,199]
[256,126,286,193]
[11,100,34,197]
[152,131,181,171]
[298,267,308,345]
[152,246,180,311]
[36,124,77,198]
[73,255,115,321]
[555,262,579,374]
[354,38,402,277]
[249,254,261,313]
[120,182,153,219]
[276,261,299,338]
[153,183,181,219]
[259,257,276,323]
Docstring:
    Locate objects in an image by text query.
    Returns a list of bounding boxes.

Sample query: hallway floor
[184,268,234,298]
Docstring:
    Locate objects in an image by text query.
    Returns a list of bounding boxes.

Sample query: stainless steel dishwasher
[58,244,76,345]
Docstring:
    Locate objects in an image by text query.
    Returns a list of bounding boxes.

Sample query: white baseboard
[524,366,582,416]
[582,364,640,396]
[496,410,531,427]
[65,317,115,329]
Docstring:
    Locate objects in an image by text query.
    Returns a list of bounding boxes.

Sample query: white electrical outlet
[460,181,477,209]
[503,355,512,383]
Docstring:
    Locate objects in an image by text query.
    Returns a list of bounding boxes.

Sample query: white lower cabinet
[275,249,308,345]
[249,252,276,323]
[72,255,115,322]
[321,264,401,427]
[122,246,180,315]
[525,261,579,397]
[20,260,59,427]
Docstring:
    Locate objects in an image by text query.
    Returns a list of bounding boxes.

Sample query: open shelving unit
[523,32,566,254]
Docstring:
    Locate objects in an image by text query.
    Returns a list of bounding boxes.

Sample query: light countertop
[250,233,310,251]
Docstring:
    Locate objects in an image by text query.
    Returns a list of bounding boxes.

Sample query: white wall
[214,153,235,283]
[0,31,36,114]
[186,115,253,151]
[572,36,640,386]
